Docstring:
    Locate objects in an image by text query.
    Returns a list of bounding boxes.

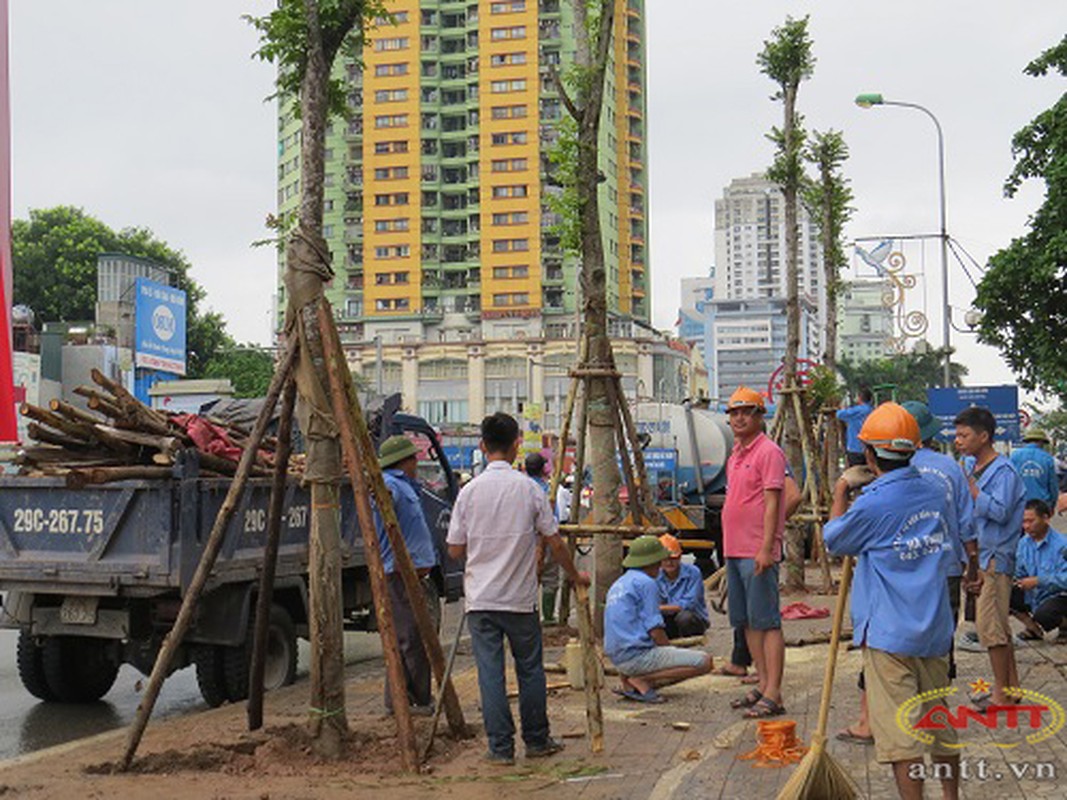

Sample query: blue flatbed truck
[0,403,461,707]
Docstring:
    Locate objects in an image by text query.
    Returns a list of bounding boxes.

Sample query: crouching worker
[824,403,959,800]
[656,534,710,638]
[605,535,713,704]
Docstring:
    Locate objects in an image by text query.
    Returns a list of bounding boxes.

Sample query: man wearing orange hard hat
[722,385,789,719]
[656,534,710,639]
[824,402,960,798]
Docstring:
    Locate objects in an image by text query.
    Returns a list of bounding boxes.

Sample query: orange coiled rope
[738,720,807,768]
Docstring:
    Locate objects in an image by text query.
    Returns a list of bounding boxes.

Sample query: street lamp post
[855,93,951,387]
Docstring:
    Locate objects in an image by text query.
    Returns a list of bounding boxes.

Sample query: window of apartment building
[374,114,408,128]
[492,238,529,253]
[374,140,409,154]
[490,1,526,13]
[490,104,528,120]
[374,271,410,284]
[374,88,409,103]
[373,166,410,180]
[374,192,410,206]
[492,265,529,279]
[490,79,527,93]
[374,37,409,51]
[374,62,409,77]
[490,131,528,146]
[490,184,528,198]
[374,245,411,259]
[374,11,409,24]
[419,359,468,381]
[490,52,527,67]
[374,218,410,233]
[490,158,528,173]
[492,292,530,306]
[491,211,529,225]
[490,26,526,40]
[374,298,411,311]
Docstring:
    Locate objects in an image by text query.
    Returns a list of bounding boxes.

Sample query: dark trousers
[731,626,752,668]
[663,610,709,640]
[468,609,550,758]
[384,572,432,712]
[1010,586,1067,632]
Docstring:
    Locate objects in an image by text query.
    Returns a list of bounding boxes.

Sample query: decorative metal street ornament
[854,239,929,353]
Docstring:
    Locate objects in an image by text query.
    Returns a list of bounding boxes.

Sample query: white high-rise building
[714,173,826,353]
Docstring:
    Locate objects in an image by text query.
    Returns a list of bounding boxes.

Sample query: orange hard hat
[659,533,682,557]
[858,401,920,459]
[727,386,765,412]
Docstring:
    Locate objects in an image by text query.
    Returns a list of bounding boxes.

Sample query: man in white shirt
[447,412,589,766]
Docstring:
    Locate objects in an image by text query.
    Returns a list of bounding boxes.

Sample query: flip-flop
[835,728,874,745]
[739,675,761,685]
[714,665,748,678]
[744,696,786,718]
[730,689,763,709]
[613,687,666,704]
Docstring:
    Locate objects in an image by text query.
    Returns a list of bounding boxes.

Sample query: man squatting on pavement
[446,412,589,766]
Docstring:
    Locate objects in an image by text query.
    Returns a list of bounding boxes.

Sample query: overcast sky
[9,2,1066,393]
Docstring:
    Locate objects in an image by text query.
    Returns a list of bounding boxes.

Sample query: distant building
[713,173,825,352]
[837,280,893,363]
[678,272,714,350]
[703,297,819,401]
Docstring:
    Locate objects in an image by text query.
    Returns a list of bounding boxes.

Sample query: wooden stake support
[120,342,298,771]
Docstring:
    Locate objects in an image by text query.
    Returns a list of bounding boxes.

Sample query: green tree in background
[837,344,967,404]
[202,347,275,398]
[974,35,1067,396]
[12,206,231,377]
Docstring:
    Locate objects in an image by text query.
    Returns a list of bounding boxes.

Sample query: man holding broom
[824,402,959,800]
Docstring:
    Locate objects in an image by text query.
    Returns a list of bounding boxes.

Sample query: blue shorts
[612,645,708,677]
[726,557,781,631]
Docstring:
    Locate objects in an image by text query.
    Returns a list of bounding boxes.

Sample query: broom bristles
[777,736,859,800]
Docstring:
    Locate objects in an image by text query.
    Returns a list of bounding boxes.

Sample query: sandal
[744,696,786,718]
[612,686,666,704]
[739,675,761,685]
[835,728,874,745]
[715,665,748,678]
[730,689,763,709]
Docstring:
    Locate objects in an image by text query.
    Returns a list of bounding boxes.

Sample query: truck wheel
[222,604,298,703]
[16,631,56,701]
[41,636,119,702]
[193,645,229,708]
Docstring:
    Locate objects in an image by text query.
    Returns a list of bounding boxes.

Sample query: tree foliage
[974,35,1067,395]
[837,344,967,404]
[759,16,814,198]
[12,205,231,377]
[202,347,276,398]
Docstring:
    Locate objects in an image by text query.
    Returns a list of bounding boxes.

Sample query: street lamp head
[855,92,885,108]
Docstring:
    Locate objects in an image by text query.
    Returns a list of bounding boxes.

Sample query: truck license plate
[60,596,99,625]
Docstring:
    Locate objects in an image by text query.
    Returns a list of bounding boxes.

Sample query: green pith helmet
[901,400,941,443]
[378,435,418,469]
[1023,428,1050,444]
[622,535,670,569]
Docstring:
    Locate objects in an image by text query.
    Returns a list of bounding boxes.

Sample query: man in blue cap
[376,434,438,717]
[1010,428,1058,507]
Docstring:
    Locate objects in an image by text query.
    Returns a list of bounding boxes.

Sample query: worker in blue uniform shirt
[954,406,1025,710]
[375,435,439,717]
[1010,428,1059,506]
[836,386,874,466]
[824,402,959,799]
[656,534,709,638]
[1011,498,1067,640]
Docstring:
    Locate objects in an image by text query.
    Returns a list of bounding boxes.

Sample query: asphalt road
[0,627,389,763]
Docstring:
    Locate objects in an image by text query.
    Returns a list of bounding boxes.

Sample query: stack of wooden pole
[16,369,284,484]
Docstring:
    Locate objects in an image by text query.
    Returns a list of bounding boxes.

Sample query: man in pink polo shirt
[723,386,788,718]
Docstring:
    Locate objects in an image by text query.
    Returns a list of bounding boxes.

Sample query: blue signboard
[134,277,187,376]
[926,385,1019,443]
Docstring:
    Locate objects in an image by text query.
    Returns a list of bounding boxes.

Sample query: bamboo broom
[777,556,860,800]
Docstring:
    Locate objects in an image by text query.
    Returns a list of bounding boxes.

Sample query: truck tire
[222,603,298,703]
[193,645,229,708]
[16,631,56,701]
[41,636,119,702]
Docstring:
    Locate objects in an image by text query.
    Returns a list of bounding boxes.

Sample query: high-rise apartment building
[275,0,649,347]
[713,173,825,352]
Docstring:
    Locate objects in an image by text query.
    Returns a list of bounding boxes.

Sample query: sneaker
[526,737,565,759]
[482,750,516,766]
[957,631,984,653]
[410,703,435,718]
